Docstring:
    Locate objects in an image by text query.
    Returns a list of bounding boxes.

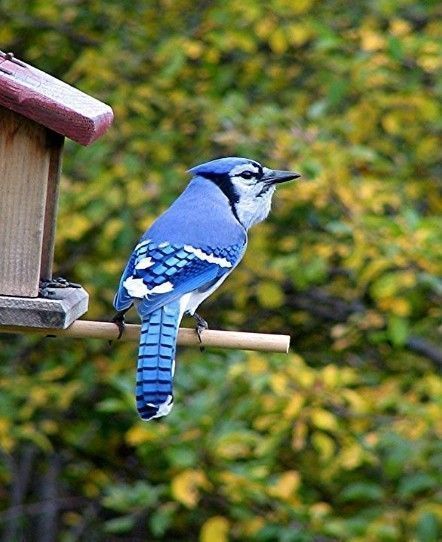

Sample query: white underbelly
[178,274,230,320]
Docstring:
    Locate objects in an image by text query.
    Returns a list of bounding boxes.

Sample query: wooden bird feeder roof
[0,50,113,145]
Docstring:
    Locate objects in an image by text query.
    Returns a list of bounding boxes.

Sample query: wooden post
[0,106,51,296]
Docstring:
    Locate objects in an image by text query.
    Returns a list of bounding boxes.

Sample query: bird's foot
[39,276,82,298]
[110,310,127,345]
[192,312,208,352]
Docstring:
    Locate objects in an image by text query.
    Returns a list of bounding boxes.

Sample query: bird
[113,157,301,421]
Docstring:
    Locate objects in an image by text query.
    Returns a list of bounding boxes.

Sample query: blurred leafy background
[0,0,441,540]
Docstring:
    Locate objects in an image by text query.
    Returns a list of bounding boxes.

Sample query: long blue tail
[136,301,181,421]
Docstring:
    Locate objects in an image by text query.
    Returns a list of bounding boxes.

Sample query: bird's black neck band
[199,173,242,225]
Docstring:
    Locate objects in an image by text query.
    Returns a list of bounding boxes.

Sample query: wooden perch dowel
[0,320,290,353]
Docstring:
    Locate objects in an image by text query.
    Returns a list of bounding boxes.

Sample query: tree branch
[284,284,441,369]
[406,336,442,370]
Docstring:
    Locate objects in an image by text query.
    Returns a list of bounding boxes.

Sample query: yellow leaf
[18,424,53,452]
[342,389,369,415]
[339,443,364,470]
[269,28,288,55]
[292,421,307,451]
[321,364,338,388]
[270,373,289,395]
[239,517,264,537]
[0,27,14,43]
[294,365,315,388]
[255,18,277,39]
[310,408,338,432]
[360,29,385,52]
[125,425,157,446]
[293,0,312,13]
[58,382,81,410]
[288,23,312,46]
[310,502,332,520]
[184,40,204,59]
[390,18,412,36]
[247,355,268,374]
[62,214,90,241]
[40,420,58,435]
[84,481,100,498]
[200,516,229,542]
[359,259,392,286]
[215,432,253,460]
[382,113,402,134]
[389,297,411,316]
[254,414,278,431]
[311,432,335,461]
[102,217,123,240]
[40,366,68,381]
[283,395,304,418]
[269,471,301,500]
[0,417,14,452]
[0,418,10,434]
[171,469,207,508]
[29,388,49,407]
[256,281,284,308]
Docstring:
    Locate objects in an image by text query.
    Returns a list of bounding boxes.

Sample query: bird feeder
[0,51,113,328]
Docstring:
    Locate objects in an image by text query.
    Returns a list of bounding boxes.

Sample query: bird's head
[189,157,301,229]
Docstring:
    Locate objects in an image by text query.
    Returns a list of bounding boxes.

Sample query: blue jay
[114,157,300,420]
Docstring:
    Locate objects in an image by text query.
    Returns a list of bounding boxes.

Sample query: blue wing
[114,239,245,317]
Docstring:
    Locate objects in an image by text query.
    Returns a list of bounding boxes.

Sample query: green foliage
[0,0,441,540]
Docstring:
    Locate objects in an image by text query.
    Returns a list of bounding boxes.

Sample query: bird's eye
[240,171,254,179]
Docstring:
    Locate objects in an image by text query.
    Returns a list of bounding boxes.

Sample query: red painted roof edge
[0,53,114,145]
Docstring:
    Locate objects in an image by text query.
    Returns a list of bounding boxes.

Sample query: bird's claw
[110,311,127,345]
[39,276,82,298]
[193,312,208,352]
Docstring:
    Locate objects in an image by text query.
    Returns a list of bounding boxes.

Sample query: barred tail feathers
[136,301,181,421]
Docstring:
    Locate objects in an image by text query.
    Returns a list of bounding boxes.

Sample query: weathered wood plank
[0,52,113,145]
[40,132,64,280]
[0,288,88,328]
[0,106,50,296]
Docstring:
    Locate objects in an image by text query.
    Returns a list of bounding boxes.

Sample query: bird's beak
[263,169,301,185]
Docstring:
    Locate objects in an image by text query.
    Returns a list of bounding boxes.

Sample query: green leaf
[96,398,127,413]
[104,515,136,534]
[149,504,177,537]
[102,481,159,512]
[339,482,384,503]
[398,473,437,499]
[388,36,404,61]
[387,315,409,346]
[415,512,440,542]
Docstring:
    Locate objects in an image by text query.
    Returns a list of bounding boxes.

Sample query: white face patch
[230,176,275,229]
[123,277,174,298]
[135,257,154,270]
[184,245,232,268]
